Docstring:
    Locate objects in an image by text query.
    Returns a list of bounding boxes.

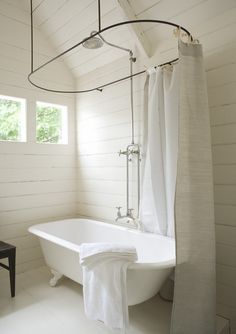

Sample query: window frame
[0,94,26,143]
[36,101,68,145]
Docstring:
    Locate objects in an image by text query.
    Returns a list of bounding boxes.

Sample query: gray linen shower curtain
[171,40,216,334]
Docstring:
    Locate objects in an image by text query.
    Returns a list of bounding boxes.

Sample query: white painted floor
[0,267,172,334]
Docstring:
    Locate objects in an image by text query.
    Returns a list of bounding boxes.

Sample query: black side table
[0,241,16,297]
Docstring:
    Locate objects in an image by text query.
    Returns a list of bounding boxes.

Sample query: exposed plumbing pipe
[130,52,135,145]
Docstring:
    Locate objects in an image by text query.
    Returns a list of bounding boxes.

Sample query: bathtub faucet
[115,207,140,228]
[115,206,129,222]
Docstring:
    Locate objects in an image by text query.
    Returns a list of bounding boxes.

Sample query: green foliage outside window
[0,98,21,141]
[0,97,66,144]
[36,104,62,143]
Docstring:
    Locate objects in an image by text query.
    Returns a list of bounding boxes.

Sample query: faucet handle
[127,208,134,217]
[116,206,122,212]
[118,150,127,156]
[116,206,122,218]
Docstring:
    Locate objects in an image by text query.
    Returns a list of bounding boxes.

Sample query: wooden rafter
[117,0,152,57]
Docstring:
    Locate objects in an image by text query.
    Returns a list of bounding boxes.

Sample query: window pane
[36,102,68,144]
[0,95,26,142]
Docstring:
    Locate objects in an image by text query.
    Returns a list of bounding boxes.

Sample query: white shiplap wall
[76,55,145,222]
[206,43,236,332]
[76,22,236,334]
[0,1,77,275]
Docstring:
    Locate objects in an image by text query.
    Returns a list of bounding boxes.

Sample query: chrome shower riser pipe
[127,144,141,217]
[130,54,134,145]
[118,143,141,223]
[116,50,141,225]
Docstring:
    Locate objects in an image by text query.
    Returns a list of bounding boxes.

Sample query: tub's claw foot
[49,269,63,287]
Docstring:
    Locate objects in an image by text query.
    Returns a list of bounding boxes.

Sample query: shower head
[82,31,103,49]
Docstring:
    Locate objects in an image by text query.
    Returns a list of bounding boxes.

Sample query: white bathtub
[29,218,175,305]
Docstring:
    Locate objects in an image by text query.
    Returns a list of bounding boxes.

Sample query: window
[36,101,68,144]
[0,95,26,142]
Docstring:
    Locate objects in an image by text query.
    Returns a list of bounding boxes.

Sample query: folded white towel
[79,242,137,330]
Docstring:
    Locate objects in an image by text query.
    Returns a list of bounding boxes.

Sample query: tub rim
[29,218,176,270]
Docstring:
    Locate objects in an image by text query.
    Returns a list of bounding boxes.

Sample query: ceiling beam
[117,0,152,58]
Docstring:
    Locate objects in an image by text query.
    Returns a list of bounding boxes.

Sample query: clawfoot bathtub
[29,218,175,305]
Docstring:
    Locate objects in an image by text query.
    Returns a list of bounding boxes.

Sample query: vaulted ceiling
[14,0,236,78]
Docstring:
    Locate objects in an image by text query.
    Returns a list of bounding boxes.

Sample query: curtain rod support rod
[98,0,101,31]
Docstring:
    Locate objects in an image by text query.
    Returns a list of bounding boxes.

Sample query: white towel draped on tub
[79,243,138,330]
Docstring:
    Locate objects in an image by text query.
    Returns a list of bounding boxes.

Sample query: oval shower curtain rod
[28,0,193,94]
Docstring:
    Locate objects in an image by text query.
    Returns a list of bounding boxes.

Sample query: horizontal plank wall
[0,1,76,276]
[76,4,236,333]
[76,55,144,222]
[206,43,236,333]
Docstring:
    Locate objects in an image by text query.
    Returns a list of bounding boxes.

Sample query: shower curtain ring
[173,26,181,39]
